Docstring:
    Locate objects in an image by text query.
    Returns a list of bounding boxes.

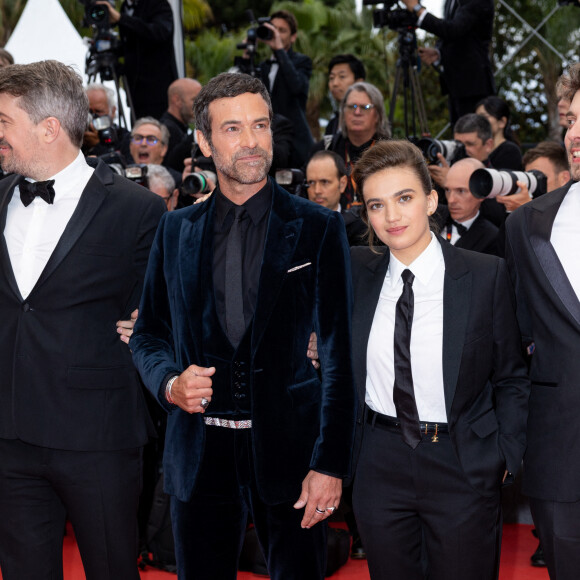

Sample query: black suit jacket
[0,160,166,451]
[437,206,499,255]
[120,0,178,119]
[131,181,356,504]
[259,49,313,167]
[350,239,529,496]
[505,181,580,502]
[420,0,495,99]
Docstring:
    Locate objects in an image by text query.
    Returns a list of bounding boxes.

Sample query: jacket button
[22,303,31,312]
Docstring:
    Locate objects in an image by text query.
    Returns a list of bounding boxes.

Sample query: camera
[275,168,305,196]
[242,15,273,48]
[124,164,149,189]
[180,144,217,198]
[363,0,417,31]
[414,138,467,165]
[78,0,120,81]
[469,168,547,200]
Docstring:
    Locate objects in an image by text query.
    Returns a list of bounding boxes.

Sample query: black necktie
[225,205,247,348]
[19,177,56,207]
[393,269,421,449]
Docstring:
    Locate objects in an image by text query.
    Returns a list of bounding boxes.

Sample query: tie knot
[401,269,414,286]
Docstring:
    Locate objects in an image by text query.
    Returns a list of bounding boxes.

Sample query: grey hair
[0,60,88,147]
[86,83,116,115]
[132,117,170,146]
[147,164,176,192]
[339,81,391,140]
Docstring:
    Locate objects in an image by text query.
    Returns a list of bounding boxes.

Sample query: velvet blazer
[131,180,356,504]
[0,160,166,451]
[505,181,580,502]
[350,238,530,497]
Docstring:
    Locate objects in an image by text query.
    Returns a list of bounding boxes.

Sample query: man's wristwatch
[413,3,424,12]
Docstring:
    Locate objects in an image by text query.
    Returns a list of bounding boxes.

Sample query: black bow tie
[19,177,56,207]
[446,216,467,236]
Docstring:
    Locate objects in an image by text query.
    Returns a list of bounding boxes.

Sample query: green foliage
[207,0,275,31]
[0,0,26,44]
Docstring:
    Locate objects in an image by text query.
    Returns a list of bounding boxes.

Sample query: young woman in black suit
[349,140,529,579]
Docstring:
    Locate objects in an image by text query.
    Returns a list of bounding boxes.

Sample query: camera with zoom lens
[469,168,547,200]
[363,0,417,30]
[414,138,467,165]
[181,170,217,196]
[124,164,149,189]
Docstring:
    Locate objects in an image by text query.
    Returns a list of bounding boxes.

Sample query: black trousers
[0,438,142,580]
[353,419,502,580]
[530,496,580,580]
[170,425,327,580]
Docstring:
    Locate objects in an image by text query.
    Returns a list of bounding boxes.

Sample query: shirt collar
[388,232,444,289]
[215,179,272,229]
[456,210,479,230]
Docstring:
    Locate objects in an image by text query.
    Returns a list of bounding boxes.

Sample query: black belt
[366,408,449,434]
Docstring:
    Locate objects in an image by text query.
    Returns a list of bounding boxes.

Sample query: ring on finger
[325,506,336,513]
[200,397,209,410]
[315,507,325,515]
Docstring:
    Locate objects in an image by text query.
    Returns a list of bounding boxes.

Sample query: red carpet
[0,523,549,579]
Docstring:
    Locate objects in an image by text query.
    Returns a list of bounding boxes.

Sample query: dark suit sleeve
[491,258,530,480]
[119,0,174,43]
[272,49,311,101]
[420,0,493,40]
[131,213,182,411]
[310,211,356,478]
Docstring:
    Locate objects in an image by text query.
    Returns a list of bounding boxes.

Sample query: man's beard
[210,143,273,185]
[0,142,35,177]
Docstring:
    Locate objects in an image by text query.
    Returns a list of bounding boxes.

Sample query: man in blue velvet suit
[131,72,356,580]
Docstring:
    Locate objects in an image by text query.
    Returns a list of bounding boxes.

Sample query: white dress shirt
[366,233,447,422]
[551,181,580,299]
[4,152,94,298]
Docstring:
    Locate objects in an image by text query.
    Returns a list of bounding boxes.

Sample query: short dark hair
[354,140,433,248]
[328,54,366,80]
[307,150,347,179]
[0,48,14,67]
[476,95,515,141]
[454,113,493,143]
[523,141,569,174]
[193,72,272,143]
[0,60,88,147]
[270,10,298,35]
[559,62,580,102]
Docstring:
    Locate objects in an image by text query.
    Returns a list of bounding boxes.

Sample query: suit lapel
[527,184,580,326]
[352,249,389,405]
[251,185,302,352]
[440,239,471,420]
[0,174,25,300]
[178,196,215,352]
[31,163,110,293]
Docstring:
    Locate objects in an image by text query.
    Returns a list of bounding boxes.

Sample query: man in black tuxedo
[438,157,499,255]
[402,0,496,123]
[0,60,166,579]
[130,72,355,580]
[504,63,580,580]
[241,10,313,167]
[99,0,178,119]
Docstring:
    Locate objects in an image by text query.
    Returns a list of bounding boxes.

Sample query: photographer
[96,0,178,119]
[401,0,495,124]
[238,10,313,167]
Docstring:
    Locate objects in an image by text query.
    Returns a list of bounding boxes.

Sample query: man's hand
[95,1,121,24]
[495,181,531,212]
[116,308,138,344]
[401,0,419,9]
[171,365,215,414]
[418,47,440,66]
[428,153,450,188]
[83,125,100,149]
[260,22,285,51]
[294,471,342,529]
[307,332,320,370]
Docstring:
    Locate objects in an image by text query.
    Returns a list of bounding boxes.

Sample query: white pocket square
[287,262,312,273]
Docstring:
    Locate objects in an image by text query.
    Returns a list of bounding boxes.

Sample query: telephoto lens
[469,168,547,199]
